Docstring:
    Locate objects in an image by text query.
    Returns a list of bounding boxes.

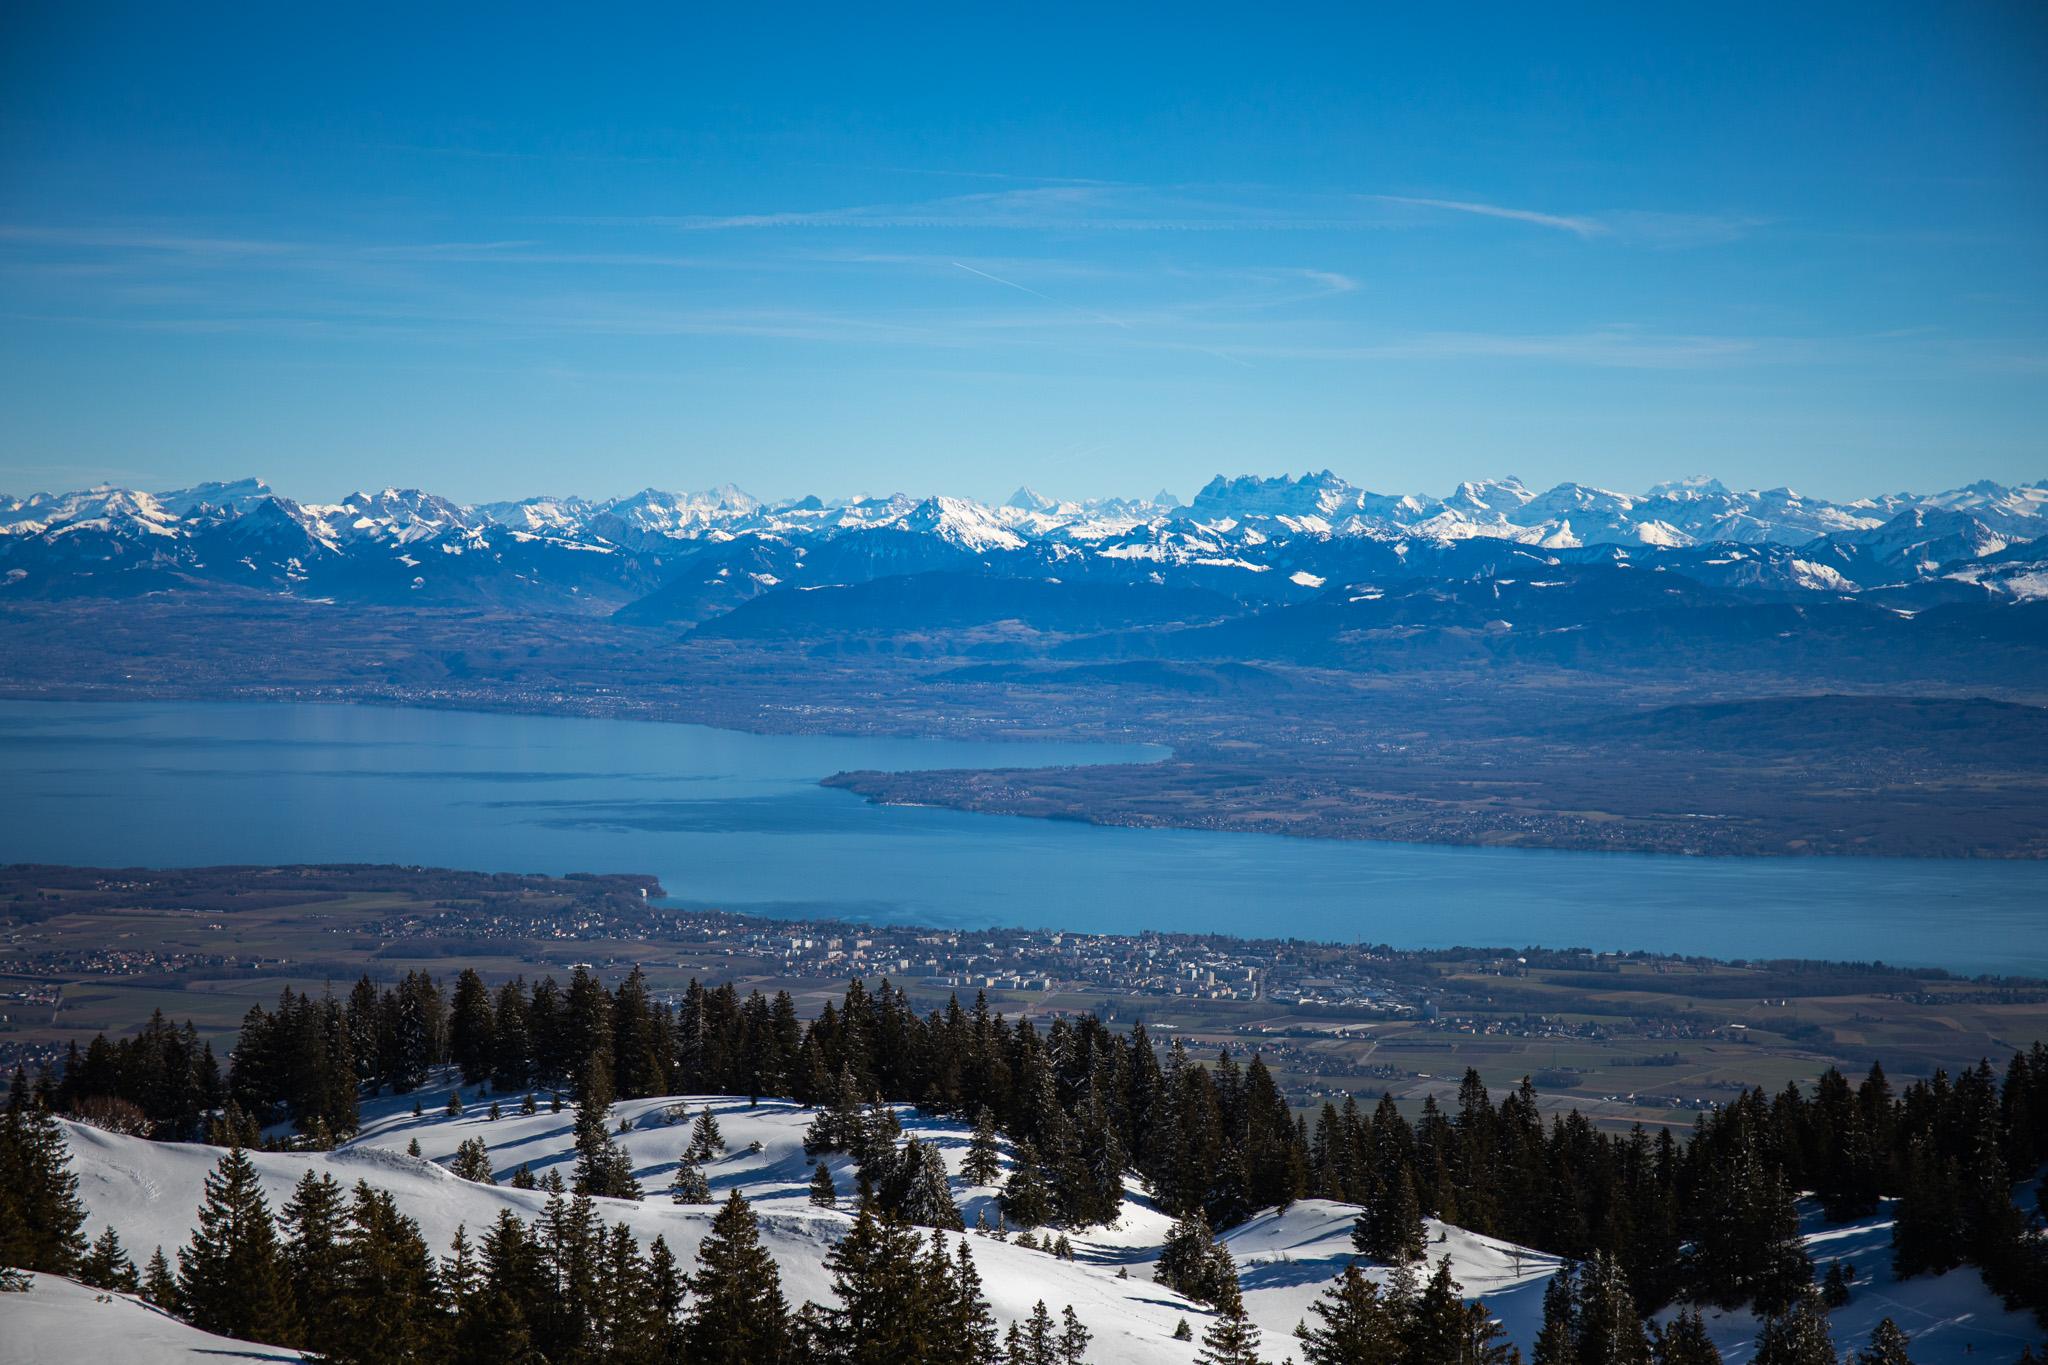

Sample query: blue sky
[1,3,2044,505]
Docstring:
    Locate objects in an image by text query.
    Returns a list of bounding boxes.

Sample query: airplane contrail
[949,260,1133,329]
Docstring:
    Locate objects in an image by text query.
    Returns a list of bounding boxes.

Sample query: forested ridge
[6,967,2046,1364]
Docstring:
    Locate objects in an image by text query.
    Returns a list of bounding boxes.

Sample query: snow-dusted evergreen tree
[1351,1164,1425,1264]
[669,1157,712,1204]
[1011,1299,1058,1365]
[1401,1257,1514,1365]
[1056,1304,1092,1365]
[1751,1287,1838,1365]
[810,1159,839,1208]
[942,1233,1002,1363]
[1853,1318,1915,1365]
[1295,1263,1404,1365]
[391,972,437,1092]
[1685,1103,1809,1313]
[1532,1262,1579,1365]
[687,1107,727,1162]
[685,1191,789,1364]
[458,1209,542,1362]
[176,1146,299,1346]
[590,1222,656,1361]
[1195,1300,1265,1365]
[804,1065,868,1158]
[1575,1251,1652,1364]
[141,1245,178,1308]
[646,1233,688,1364]
[819,1200,932,1359]
[888,1135,962,1230]
[449,968,495,1084]
[441,1223,480,1307]
[853,1097,903,1173]
[331,1181,444,1363]
[78,1224,139,1292]
[1000,1137,1054,1229]
[1154,1208,1240,1310]
[1651,1307,1722,1365]
[571,1054,640,1200]
[962,1105,1003,1186]
[450,1135,496,1183]
[0,1069,88,1276]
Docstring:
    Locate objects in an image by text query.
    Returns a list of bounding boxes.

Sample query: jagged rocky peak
[474,494,598,534]
[337,486,469,521]
[1647,475,1732,499]
[1189,469,1365,520]
[897,495,1026,551]
[1443,476,1536,515]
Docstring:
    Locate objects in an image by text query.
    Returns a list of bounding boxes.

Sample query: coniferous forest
[5,966,2046,1364]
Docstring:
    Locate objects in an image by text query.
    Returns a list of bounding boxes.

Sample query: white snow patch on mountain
[1790,559,1855,592]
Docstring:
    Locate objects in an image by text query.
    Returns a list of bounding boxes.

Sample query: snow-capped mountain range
[3,470,2045,617]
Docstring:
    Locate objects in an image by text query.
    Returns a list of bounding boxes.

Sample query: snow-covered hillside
[38,1077,2043,1364]
[0,1274,309,1364]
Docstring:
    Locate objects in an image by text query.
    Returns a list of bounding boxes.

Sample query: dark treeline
[6,1088,1093,1365]
[36,967,2048,1337]
[7,1065,2003,1365]
[41,1009,224,1138]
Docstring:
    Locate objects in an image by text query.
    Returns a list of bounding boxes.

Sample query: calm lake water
[2,699,2043,977]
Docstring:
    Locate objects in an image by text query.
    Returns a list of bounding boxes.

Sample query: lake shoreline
[5,698,2045,976]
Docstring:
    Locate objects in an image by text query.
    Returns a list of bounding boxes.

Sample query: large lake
[2,699,2043,977]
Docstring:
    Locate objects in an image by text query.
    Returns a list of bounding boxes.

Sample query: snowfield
[0,1272,307,1363]
[25,1078,2046,1363]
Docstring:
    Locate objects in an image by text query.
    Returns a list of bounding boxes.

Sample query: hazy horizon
[10,463,2045,513]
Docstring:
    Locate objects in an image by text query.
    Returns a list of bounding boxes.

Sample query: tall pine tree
[685,1190,789,1364]
[176,1146,299,1346]
[1295,1263,1404,1365]
[0,1071,88,1275]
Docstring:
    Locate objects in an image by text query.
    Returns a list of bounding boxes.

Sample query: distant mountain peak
[1648,475,1731,499]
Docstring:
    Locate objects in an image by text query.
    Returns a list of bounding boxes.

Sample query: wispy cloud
[571,184,1613,236]
[1366,195,1606,238]
[0,225,300,257]
[1162,326,1770,370]
[583,183,1760,248]
[0,196,1785,377]
[1601,210,1771,249]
